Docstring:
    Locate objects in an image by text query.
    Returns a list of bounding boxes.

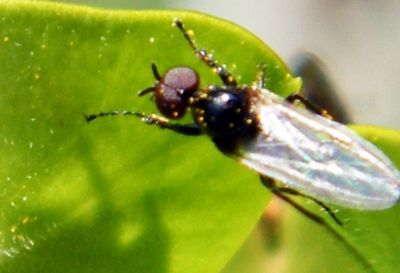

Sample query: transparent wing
[237,89,400,209]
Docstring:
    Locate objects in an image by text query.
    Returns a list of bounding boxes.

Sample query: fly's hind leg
[260,175,375,272]
[260,176,342,226]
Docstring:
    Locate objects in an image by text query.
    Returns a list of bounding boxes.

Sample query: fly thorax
[191,87,259,154]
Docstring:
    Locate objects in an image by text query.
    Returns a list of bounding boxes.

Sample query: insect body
[86,19,400,219]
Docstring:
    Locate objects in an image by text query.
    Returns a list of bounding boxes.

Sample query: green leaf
[0,2,301,273]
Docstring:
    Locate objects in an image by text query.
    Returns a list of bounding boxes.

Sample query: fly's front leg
[137,112,202,136]
[84,111,202,136]
[174,19,237,87]
[84,110,140,123]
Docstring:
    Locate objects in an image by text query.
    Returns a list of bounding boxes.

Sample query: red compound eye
[162,67,199,94]
[155,67,199,119]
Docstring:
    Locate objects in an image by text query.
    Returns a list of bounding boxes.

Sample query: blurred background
[58,0,400,128]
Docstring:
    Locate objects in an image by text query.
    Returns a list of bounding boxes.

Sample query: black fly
[85,19,399,273]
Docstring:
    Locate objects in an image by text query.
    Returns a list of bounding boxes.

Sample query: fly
[85,19,399,272]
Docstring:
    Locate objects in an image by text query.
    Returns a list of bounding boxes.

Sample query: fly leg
[260,176,342,225]
[253,64,330,119]
[260,176,376,273]
[84,111,202,136]
[135,113,202,136]
[286,94,333,120]
[174,19,237,87]
[260,176,333,224]
[84,110,141,122]
[254,63,331,121]
[261,176,343,226]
